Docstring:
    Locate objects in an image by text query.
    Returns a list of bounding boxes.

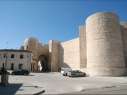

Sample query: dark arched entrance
[38,55,49,72]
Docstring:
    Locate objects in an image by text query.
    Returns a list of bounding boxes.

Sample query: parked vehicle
[67,70,86,77]
[12,69,30,75]
[61,68,72,76]
[0,68,10,75]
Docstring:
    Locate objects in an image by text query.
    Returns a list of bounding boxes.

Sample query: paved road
[3,73,127,94]
[73,84,127,94]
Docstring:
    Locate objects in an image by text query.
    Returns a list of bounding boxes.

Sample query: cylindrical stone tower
[86,12,126,76]
[121,22,127,69]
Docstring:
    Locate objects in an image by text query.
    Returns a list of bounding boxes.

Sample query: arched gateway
[38,55,49,72]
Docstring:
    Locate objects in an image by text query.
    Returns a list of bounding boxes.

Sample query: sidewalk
[0,83,45,95]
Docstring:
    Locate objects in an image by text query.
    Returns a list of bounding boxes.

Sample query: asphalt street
[1,73,127,94]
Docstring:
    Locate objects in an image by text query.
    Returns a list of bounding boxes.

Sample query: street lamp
[0,52,9,86]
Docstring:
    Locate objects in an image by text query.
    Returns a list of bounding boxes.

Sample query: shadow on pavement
[0,83,22,95]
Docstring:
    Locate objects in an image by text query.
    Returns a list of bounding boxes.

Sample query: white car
[61,68,72,76]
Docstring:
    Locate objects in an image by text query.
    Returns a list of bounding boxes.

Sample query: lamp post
[1,52,9,86]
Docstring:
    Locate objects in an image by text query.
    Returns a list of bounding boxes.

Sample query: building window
[20,54,24,59]
[11,54,15,58]
[11,63,14,70]
[3,54,6,58]
[18,64,23,70]
[27,46,28,49]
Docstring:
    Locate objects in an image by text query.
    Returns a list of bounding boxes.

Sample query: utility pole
[0,41,9,86]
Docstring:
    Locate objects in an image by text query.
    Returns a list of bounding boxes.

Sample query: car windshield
[71,70,81,73]
[61,68,71,71]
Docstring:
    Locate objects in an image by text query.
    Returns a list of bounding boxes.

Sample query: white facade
[0,49,32,71]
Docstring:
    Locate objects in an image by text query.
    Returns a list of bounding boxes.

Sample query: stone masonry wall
[79,25,87,68]
[49,40,61,72]
[121,23,127,68]
[61,38,80,70]
[86,12,126,76]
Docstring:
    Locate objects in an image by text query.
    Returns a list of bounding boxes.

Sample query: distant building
[0,49,32,71]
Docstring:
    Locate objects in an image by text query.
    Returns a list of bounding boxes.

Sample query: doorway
[11,63,14,70]
[38,55,49,72]
[18,64,23,70]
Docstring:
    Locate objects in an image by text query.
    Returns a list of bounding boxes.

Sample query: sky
[0,0,127,49]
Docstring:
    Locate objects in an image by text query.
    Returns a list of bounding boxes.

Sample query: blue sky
[0,0,127,49]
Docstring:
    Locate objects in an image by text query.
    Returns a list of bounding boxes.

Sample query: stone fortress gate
[22,12,127,76]
[23,38,61,72]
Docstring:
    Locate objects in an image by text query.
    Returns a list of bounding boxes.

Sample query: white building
[0,49,32,71]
